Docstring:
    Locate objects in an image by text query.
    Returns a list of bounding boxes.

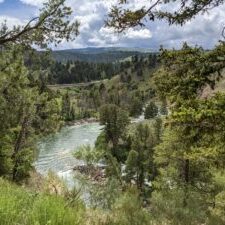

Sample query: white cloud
[19,0,46,7]
[57,0,225,49]
[96,27,151,45]
[0,16,24,28]
[54,0,154,49]
[125,28,152,39]
[1,0,225,49]
[150,4,225,49]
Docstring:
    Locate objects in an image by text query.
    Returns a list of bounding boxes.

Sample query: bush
[111,189,151,225]
[86,188,153,225]
[74,145,100,166]
[0,178,84,225]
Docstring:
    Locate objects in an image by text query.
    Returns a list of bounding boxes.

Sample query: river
[34,122,103,188]
[34,113,145,189]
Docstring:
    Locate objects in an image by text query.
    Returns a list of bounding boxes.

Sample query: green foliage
[106,0,225,32]
[0,178,84,225]
[144,102,158,119]
[56,53,157,121]
[125,150,138,179]
[0,47,61,181]
[52,48,151,63]
[61,92,76,121]
[99,104,130,160]
[2,0,225,223]
[125,122,159,190]
[151,187,209,225]
[0,0,79,47]
[109,189,152,225]
[86,188,153,225]
[154,43,225,103]
[48,51,157,85]
[129,97,143,117]
[49,60,121,84]
[159,99,168,116]
[89,178,122,209]
[209,191,225,224]
[0,0,77,182]
[151,43,225,224]
[74,145,101,166]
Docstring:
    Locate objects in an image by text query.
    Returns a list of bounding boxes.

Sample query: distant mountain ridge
[61,47,153,53]
[52,47,154,63]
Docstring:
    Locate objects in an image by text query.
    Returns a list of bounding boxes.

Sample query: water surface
[35,122,102,188]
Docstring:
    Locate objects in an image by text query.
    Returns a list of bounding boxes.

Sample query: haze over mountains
[52,47,153,63]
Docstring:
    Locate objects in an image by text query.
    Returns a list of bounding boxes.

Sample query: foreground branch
[0,0,80,47]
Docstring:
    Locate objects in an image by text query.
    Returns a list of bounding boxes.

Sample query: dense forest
[46,52,157,84]
[52,48,151,63]
[49,60,121,83]
[0,0,225,225]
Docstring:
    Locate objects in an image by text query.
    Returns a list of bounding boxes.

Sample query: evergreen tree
[106,0,225,33]
[125,123,157,191]
[151,43,225,224]
[0,47,61,181]
[61,92,72,121]
[0,0,79,47]
[144,102,158,119]
[129,97,143,117]
[159,99,168,116]
[99,104,130,161]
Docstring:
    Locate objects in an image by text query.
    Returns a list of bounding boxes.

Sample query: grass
[0,178,84,225]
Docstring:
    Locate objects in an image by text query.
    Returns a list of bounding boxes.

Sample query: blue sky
[0,0,36,19]
[0,0,225,50]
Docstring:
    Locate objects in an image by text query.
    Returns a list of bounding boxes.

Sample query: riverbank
[73,164,106,184]
[65,111,146,127]
[66,117,99,126]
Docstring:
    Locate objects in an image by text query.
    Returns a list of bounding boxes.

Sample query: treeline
[52,49,151,63]
[48,60,121,84]
[47,53,158,84]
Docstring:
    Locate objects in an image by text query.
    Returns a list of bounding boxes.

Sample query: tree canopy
[0,0,79,47]
[107,0,225,33]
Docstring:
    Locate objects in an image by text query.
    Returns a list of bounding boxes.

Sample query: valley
[0,0,225,224]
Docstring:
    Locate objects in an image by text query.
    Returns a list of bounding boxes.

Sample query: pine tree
[61,92,72,121]
[99,104,130,161]
[125,123,158,191]
[151,43,225,224]
[0,47,62,181]
[144,102,158,119]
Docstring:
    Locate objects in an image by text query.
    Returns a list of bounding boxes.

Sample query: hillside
[51,47,153,63]
[0,178,85,225]
[56,54,159,121]
[0,177,154,225]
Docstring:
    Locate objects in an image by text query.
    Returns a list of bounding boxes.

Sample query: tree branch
[0,0,79,46]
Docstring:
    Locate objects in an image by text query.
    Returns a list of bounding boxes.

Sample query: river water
[34,122,103,188]
[34,114,145,189]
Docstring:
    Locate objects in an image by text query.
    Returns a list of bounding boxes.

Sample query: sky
[0,0,225,50]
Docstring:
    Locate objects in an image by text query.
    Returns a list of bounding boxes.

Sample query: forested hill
[47,53,158,84]
[51,47,152,63]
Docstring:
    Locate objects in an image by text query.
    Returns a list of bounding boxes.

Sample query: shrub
[0,178,84,225]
